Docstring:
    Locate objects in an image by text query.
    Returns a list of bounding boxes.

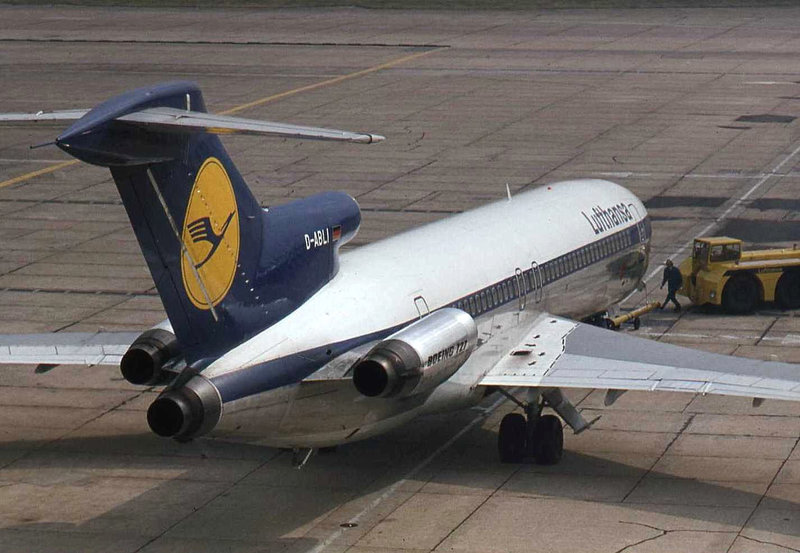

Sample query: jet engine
[120,327,179,385]
[147,375,222,441]
[353,308,477,399]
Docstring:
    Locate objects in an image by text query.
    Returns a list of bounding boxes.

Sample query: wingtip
[356,133,385,144]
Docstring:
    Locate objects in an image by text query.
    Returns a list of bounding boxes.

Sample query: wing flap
[478,313,800,402]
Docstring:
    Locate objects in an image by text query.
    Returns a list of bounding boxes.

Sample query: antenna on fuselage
[505,183,512,201]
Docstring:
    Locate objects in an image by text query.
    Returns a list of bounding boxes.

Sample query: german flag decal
[180,157,240,310]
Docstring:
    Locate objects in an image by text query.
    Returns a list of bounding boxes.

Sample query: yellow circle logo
[180,158,240,310]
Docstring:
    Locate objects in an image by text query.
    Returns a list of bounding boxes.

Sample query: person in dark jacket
[660,259,683,311]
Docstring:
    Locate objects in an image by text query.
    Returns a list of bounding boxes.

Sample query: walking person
[660,259,683,311]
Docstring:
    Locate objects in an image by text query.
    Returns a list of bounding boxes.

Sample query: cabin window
[479,291,487,312]
[491,286,499,306]
[468,296,476,315]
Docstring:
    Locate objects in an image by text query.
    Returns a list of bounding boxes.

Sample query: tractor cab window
[693,240,709,264]
[710,243,741,262]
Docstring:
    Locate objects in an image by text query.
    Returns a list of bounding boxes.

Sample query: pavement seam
[725,433,800,553]
[221,47,443,116]
[620,412,696,505]
[755,317,780,347]
[306,395,508,553]
[427,462,523,553]
[130,447,284,553]
[616,522,738,553]
[0,387,153,471]
[737,534,800,553]
[0,160,78,190]
[0,38,448,48]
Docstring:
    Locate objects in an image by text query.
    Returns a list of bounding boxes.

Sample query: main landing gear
[497,390,564,464]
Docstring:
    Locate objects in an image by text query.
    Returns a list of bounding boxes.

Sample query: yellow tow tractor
[679,236,800,314]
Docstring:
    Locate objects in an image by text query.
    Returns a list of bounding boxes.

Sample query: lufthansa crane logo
[180,158,240,310]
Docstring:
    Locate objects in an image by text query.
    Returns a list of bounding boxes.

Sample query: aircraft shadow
[0,408,796,552]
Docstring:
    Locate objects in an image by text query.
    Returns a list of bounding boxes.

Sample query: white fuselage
[202,179,650,447]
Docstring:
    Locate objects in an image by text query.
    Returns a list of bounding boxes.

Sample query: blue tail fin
[56,82,360,362]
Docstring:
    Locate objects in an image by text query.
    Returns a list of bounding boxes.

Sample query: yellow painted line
[220,48,441,116]
[0,159,78,190]
[0,47,440,189]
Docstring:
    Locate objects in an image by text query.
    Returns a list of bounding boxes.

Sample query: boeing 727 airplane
[2,81,800,465]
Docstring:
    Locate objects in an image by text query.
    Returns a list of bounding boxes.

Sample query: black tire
[605,318,616,330]
[633,317,641,330]
[498,413,528,463]
[722,274,759,314]
[533,414,564,465]
[776,271,800,309]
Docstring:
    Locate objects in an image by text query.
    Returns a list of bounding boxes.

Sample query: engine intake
[353,308,477,399]
[120,328,179,385]
[147,376,222,440]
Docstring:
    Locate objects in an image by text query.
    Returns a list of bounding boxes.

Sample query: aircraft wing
[0,332,138,367]
[476,312,800,402]
[0,107,385,144]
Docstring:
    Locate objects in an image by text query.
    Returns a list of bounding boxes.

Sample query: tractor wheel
[776,271,800,309]
[722,274,759,314]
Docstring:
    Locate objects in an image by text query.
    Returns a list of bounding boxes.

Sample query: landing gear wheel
[722,274,758,314]
[633,317,641,330]
[776,271,800,309]
[498,413,528,463]
[532,414,564,465]
[605,318,616,330]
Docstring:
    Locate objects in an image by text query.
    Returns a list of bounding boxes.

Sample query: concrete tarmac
[0,5,799,552]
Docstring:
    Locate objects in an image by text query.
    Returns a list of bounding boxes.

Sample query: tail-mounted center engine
[353,308,478,399]
[120,327,180,386]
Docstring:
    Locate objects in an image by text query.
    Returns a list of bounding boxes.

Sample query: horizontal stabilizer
[0,109,90,122]
[0,106,385,144]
